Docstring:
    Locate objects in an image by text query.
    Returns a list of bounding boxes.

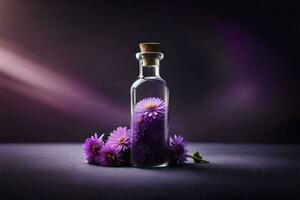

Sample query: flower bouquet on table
[83,96,208,167]
[83,127,209,167]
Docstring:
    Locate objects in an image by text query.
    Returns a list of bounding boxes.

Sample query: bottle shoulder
[131,77,168,89]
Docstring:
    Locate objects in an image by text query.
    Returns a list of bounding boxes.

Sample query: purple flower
[169,134,188,165]
[134,97,166,121]
[131,97,169,166]
[83,133,104,164]
[106,127,130,153]
[98,143,121,167]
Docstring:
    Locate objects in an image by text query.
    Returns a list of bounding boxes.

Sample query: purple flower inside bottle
[131,97,169,166]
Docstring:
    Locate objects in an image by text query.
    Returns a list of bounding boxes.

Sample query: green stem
[187,154,210,164]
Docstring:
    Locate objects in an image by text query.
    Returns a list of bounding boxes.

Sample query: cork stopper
[139,43,160,53]
[138,42,162,66]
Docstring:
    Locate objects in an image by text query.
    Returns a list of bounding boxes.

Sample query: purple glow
[210,20,264,109]
[171,19,282,137]
[0,42,127,125]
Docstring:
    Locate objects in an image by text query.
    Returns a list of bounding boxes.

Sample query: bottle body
[130,65,169,167]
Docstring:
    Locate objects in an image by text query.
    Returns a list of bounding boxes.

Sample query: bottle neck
[139,63,160,78]
[136,52,163,79]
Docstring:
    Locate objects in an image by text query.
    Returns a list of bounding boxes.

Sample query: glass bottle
[130,43,169,167]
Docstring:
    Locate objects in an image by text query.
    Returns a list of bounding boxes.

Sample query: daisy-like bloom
[106,127,130,153]
[169,134,188,165]
[83,133,104,164]
[134,97,166,121]
[98,143,121,167]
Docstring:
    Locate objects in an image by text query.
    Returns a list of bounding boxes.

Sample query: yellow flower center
[145,103,157,110]
[107,153,114,161]
[92,145,98,153]
[119,137,125,144]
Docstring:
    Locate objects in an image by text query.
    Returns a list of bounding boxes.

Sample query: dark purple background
[0,1,299,143]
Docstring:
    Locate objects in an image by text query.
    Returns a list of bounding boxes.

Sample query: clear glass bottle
[130,43,169,167]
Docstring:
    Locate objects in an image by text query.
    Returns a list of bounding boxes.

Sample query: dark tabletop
[0,143,299,200]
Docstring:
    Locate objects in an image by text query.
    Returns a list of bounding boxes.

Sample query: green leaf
[191,151,209,164]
